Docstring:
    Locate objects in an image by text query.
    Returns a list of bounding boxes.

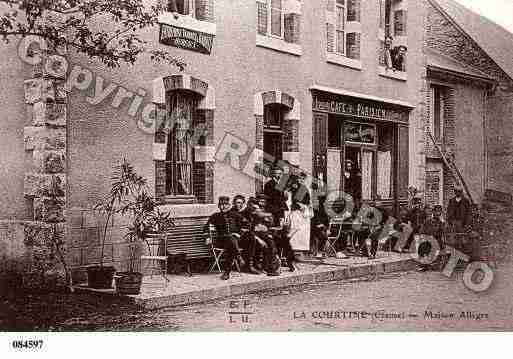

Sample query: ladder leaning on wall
[426,130,476,207]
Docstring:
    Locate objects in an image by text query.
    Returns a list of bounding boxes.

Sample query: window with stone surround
[379,0,408,79]
[256,0,302,56]
[326,0,362,70]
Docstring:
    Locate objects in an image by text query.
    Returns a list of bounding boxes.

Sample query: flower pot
[114,272,143,295]
[86,265,116,289]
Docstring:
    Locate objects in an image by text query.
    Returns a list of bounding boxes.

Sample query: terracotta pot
[86,265,116,289]
[114,272,143,295]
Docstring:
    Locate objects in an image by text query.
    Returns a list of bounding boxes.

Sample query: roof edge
[427,0,513,84]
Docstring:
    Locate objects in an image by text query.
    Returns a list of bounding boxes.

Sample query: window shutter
[379,0,386,29]
[257,1,268,35]
[346,32,360,59]
[313,112,328,183]
[397,125,409,200]
[155,160,167,199]
[347,0,361,22]
[394,10,407,36]
[284,13,300,43]
[326,0,335,53]
[195,0,214,22]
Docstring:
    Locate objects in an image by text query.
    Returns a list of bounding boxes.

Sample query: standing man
[447,186,472,232]
[343,159,361,210]
[264,166,289,227]
[206,196,246,280]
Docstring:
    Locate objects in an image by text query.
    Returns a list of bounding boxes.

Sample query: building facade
[0,0,427,281]
[423,0,513,208]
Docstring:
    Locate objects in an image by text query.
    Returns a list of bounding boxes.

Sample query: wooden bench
[147,216,212,274]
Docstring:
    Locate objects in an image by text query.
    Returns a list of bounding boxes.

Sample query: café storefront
[310,86,414,217]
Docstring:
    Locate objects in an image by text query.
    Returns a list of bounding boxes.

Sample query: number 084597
[12,340,43,350]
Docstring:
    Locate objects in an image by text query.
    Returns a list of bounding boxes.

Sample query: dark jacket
[447,197,472,227]
[404,207,427,233]
[423,216,445,241]
[263,178,289,218]
[206,211,244,238]
[343,170,361,202]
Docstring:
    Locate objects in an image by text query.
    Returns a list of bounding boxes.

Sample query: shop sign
[313,95,408,122]
[159,23,214,55]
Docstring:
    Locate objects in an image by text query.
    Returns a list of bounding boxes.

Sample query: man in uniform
[263,166,289,227]
[206,196,246,280]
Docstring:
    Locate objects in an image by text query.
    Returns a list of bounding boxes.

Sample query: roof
[426,48,495,83]
[431,0,513,82]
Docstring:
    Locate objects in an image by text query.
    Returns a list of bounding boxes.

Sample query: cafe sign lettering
[313,96,407,122]
[159,23,214,55]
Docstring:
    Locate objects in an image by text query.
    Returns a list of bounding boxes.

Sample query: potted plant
[88,160,140,289]
[105,160,174,295]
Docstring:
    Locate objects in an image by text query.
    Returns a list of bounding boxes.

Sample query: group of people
[310,183,476,270]
[206,156,477,279]
[205,167,310,280]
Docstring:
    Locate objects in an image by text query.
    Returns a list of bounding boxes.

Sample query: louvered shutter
[326,0,335,53]
[394,10,407,36]
[397,125,409,200]
[313,112,328,183]
[379,0,386,29]
[257,1,268,35]
[347,0,360,22]
[284,13,300,43]
[195,0,214,22]
[155,160,167,198]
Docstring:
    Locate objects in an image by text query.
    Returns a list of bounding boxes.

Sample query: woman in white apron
[284,174,313,256]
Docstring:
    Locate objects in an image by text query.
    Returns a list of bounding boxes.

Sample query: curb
[125,256,417,310]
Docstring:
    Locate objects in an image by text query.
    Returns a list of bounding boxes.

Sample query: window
[164,91,199,197]
[263,103,286,167]
[335,0,346,55]
[431,86,444,142]
[256,0,301,55]
[326,0,361,68]
[379,0,407,73]
[168,0,193,16]
[344,122,376,145]
[165,0,215,22]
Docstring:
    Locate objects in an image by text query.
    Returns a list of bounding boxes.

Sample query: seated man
[230,194,246,215]
[251,200,281,276]
[237,200,264,275]
[311,195,329,258]
[401,196,427,253]
[206,196,246,280]
[257,193,296,272]
[417,204,445,272]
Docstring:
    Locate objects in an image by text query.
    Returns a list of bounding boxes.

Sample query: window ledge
[157,203,217,218]
[326,53,362,70]
[158,12,216,36]
[378,66,407,81]
[256,34,302,56]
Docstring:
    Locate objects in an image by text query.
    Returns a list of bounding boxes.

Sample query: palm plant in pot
[91,159,174,291]
[111,160,174,295]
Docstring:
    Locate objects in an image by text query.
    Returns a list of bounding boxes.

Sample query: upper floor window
[165,0,215,22]
[256,0,302,55]
[379,0,407,72]
[326,0,361,69]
